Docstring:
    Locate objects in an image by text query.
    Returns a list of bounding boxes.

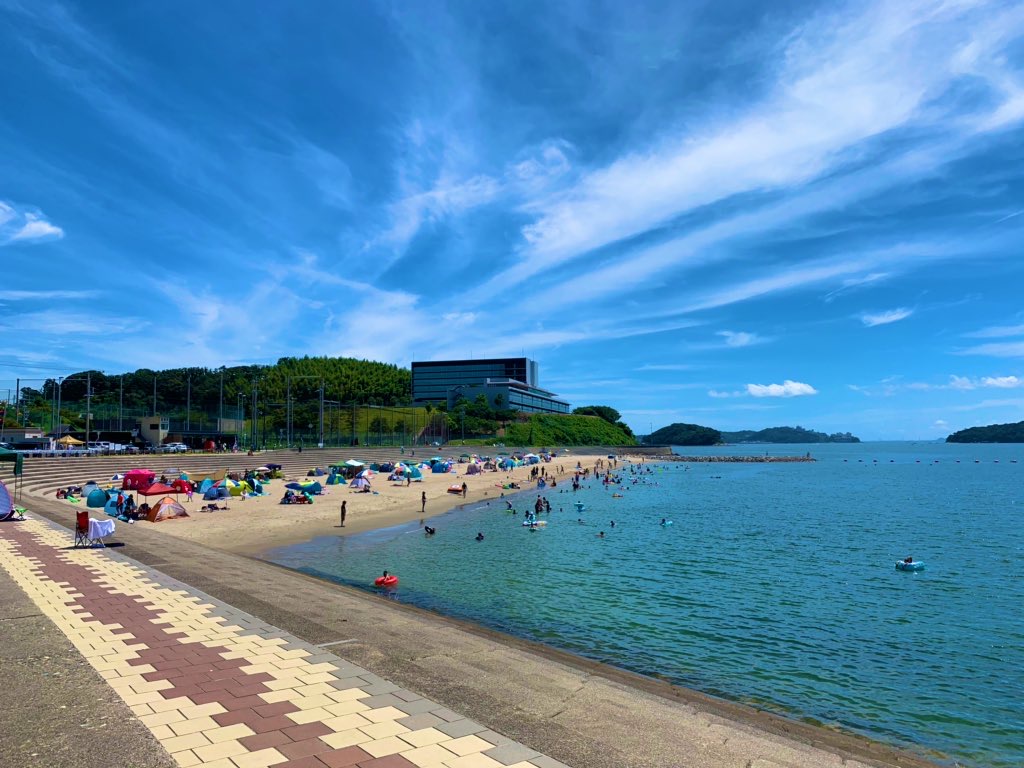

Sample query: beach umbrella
[356,469,374,478]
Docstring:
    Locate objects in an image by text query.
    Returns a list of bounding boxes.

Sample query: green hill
[648,423,721,446]
[947,421,1024,443]
[720,426,860,444]
[504,414,636,446]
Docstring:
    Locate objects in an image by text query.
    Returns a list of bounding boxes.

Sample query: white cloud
[717,330,760,348]
[708,389,743,398]
[963,324,1024,338]
[746,380,818,398]
[948,375,975,390]
[0,204,65,245]
[981,375,1022,388]
[933,419,948,428]
[823,272,891,301]
[860,308,913,327]
[959,341,1024,358]
[471,0,1024,296]
[0,290,96,301]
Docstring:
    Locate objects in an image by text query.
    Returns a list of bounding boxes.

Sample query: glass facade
[412,358,537,402]
[412,358,569,414]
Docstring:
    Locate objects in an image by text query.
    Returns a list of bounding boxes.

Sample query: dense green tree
[648,423,722,446]
[947,421,1024,443]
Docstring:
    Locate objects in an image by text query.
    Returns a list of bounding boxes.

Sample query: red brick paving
[0,526,420,768]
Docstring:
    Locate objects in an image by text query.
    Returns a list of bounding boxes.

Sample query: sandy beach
[148,454,596,556]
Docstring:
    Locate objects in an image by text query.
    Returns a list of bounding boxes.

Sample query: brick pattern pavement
[0,517,569,768]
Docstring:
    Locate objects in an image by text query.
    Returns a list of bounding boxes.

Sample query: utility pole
[14,377,19,428]
[118,375,123,431]
[152,375,157,416]
[186,374,192,433]
[286,378,292,448]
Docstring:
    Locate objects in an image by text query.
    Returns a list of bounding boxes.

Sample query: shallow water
[264,443,1024,768]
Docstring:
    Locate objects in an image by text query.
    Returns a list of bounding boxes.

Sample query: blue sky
[2,0,1024,440]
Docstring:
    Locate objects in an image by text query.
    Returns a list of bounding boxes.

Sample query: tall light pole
[118,375,124,431]
[186,374,192,433]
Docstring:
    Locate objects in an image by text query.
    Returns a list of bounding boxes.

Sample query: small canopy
[86,488,109,508]
[170,479,191,493]
[0,446,23,476]
[122,469,156,490]
[256,466,271,472]
[56,435,84,446]
[212,479,239,489]
[345,459,364,467]
[139,482,176,497]
[147,497,189,522]
[356,469,374,478]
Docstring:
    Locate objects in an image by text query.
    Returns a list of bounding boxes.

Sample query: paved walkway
[0,516,565,768]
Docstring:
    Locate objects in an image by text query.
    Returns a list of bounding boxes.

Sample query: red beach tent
[122,469,156,490]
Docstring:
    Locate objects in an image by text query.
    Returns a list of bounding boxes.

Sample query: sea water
[264,443,1024,768]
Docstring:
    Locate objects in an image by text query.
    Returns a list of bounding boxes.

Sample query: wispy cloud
[635,364,698,372]
[823,272,890,302]
[708,389,744,398]
[716,330,762,348]
[958,341,1024,358]
[470,0,1024,298]
[963,323,1024,339]
[860,307,913,327]
[0,289,95,301]
[747,380,818,398]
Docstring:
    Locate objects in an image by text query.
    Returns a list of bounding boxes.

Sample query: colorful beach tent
[86,488,109,508]
[326,472,346,485]
[0,478,13,516]
[147,497,189,523]
[203,486,229,500]
[139,482,176,497]
[122,469,156,490]
[350,477,370,490]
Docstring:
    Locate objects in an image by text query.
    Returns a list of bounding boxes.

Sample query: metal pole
[219,369,224,431]
[14,377,19,428]
[286,378,291,448]
[186,375,191,433]
[119,375,123,431]
[56,377,63,438]
[153,375,157,416]
[86,372,92,446]
[319,380,324,448]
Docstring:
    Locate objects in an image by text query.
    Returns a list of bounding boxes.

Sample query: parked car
[165,442,189,453]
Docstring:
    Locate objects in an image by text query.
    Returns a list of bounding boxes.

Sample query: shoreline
[250,553,943,768]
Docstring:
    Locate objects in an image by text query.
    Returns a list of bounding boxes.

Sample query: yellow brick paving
[0,517,566,768]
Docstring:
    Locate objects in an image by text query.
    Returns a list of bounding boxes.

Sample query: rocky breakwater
[626,450,815,463]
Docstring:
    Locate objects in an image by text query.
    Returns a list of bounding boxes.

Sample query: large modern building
[411,357,570,415]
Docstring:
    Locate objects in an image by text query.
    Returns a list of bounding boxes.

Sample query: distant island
[720,426,860,444]
[647,423,860,446]
[946,420,1024,443]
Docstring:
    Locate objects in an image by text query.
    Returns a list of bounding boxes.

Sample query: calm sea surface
[264,443,1024,768]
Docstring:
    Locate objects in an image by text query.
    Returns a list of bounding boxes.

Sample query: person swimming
[424,526,436,536]
[475,532,485,541]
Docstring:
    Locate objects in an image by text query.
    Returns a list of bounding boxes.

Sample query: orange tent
[147,497,188,523]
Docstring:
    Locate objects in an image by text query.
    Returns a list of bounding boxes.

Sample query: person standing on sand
[340,500,347,527]
[461,482,467,498]
[421,491,426,513]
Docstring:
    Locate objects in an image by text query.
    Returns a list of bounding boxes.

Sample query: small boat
[895,561,925,571]
[374,575,399,587]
